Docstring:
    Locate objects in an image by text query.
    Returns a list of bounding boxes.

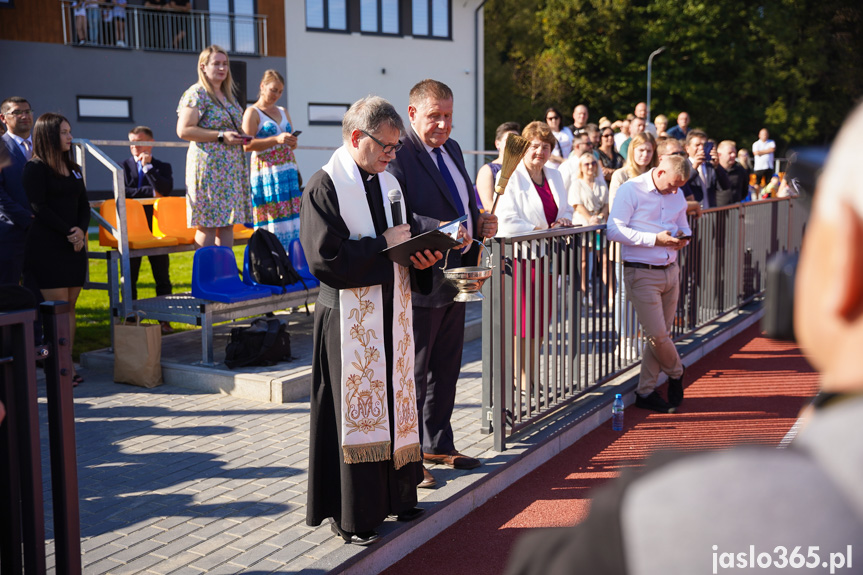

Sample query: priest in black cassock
[300,96,448,545]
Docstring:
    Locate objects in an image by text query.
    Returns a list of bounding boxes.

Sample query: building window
[77,97,133,122]
[308,103,350,126]
[412,0,449,39]
[210,0,258,54]
[306,0,348,32]
[360,0,399,35]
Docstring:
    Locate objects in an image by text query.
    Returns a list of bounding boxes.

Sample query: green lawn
[75,234,245,360]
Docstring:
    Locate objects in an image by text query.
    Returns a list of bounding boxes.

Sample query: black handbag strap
[261,319,281,351]
[212,95,243,134]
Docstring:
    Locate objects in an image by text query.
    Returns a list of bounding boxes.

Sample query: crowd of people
[478,101,800,416]
[480,102,792,218]
[1,54,502,547]
[0,45,302,379]
[1,50,811,550]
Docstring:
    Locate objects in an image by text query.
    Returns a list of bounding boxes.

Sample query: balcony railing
[60,2,267,56]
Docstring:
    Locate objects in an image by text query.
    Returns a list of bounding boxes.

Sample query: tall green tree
[484,0,863,153]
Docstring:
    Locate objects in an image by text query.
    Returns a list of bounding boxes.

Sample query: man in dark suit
[123,126,174,333]
[666,110,691,141]
[715,140,750,206]
[388,79,498,488]
[0,96,35,285]
[685,130,729,210]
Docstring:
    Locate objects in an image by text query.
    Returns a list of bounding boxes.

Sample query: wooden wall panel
[0,0,65,44]
[257,0,285,58]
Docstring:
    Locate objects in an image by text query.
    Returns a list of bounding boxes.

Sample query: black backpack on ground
[224,318,293,369]
[248,228,305,291]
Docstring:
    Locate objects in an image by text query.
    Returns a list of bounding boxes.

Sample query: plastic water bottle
[612,394,624,431]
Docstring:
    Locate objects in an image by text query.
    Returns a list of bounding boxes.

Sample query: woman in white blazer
[494,121,574,400]
[496,121,574,236]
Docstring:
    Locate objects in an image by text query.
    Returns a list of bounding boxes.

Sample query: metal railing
[482,198,807,450]
[60,2,268,55]
[0,303,82,575]
[73,139,136,324]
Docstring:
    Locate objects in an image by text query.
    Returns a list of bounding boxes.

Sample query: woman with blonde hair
[609,131,657,209]
[568,151,610,305]
[177,45,252,247]
[242,69,302,248]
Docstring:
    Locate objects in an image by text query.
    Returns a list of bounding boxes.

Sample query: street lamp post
[647,46,666,124]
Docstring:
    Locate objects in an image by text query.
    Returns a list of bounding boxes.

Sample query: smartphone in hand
[291,130,302,137]
[239,134,255,144]
[703,141,714,159]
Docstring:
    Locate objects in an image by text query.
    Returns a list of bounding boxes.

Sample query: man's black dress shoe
[393,507,425,522]
[634,390,675,413]
[330,520,379,546]
[667,365,686,407]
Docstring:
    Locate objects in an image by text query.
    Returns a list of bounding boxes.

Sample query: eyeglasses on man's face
[361,130,403,154]
[546,115,560,121]
[4,108,33,117]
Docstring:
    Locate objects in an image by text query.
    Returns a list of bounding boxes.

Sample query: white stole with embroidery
[322,145,421,469]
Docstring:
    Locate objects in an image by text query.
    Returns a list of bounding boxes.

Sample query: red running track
[382,324,819,575]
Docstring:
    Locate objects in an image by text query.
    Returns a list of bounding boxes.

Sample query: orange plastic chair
[152,196,196,245]
[99,199,180,249]
[233,223,254,240]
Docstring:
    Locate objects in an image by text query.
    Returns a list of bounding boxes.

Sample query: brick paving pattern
[40,338,486,574]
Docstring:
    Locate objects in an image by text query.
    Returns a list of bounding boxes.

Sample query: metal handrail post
[133,6,140,49]
[495,238,510,450]
[480,239,494,435]
[62,1,68,44]
[0,309,46,573]
[200,12,207,48]
[75,139,132,319]
[42,302,82,575]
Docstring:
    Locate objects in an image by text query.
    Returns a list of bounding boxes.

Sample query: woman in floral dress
[241,69,301,248]
[176,44,251,247]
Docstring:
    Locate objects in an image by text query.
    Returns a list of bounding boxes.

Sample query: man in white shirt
[752,128,776,189]
[607,155,692,413]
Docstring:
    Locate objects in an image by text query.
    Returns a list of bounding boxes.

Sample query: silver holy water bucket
[441,240,493,302]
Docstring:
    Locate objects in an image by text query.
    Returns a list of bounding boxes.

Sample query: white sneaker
[117,40,126,47]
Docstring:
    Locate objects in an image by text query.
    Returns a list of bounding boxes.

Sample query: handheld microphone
[387,189,403,226]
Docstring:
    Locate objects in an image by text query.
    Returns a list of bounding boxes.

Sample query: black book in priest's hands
[381,216,467,267]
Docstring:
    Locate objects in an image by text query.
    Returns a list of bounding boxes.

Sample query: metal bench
[131,288,317,365]
[97,247,317,366]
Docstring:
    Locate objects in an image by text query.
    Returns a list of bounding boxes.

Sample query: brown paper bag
[113,317,163,388]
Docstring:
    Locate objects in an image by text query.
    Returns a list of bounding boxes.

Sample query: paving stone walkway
[41,337,487,574]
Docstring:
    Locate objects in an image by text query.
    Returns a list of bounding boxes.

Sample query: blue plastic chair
[192,246,272,303]
[242,244,285,295]
[289,239,320,288]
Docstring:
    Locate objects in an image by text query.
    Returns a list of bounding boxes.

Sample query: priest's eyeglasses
[361,130,403,154]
